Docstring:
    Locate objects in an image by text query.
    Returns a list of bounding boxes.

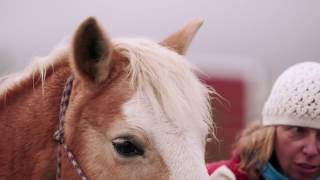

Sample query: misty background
[1,0,320,123]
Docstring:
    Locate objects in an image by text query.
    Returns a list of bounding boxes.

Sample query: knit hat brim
[263,115,320,129]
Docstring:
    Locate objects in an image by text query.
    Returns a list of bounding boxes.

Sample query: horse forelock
[113,38,215,135]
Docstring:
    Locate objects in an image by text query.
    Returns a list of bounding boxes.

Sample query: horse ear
[71,17,113,84]
[160,18,203,55]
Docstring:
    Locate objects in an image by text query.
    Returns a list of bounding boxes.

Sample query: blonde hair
[234,121,275,179]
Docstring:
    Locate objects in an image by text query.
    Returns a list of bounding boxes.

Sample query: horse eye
[112,138,144,157]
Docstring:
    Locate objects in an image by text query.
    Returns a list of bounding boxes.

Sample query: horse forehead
[122,92,210,179]
[122,92,208,142]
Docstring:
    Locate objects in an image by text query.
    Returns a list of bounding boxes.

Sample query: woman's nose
[302,133,320,156]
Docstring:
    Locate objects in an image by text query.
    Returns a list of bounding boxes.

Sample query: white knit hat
[262,62,320,129]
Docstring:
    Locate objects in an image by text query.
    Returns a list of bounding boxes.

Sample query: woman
[208,62,320,180]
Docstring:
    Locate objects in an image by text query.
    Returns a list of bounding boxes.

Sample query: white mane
[0,46,69,97]
[0,38,215,135]
[113,38,215,134]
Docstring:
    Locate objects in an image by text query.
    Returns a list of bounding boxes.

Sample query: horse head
[60,17,215,180]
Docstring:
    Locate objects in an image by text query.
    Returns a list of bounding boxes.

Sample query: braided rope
[53,76,88,180]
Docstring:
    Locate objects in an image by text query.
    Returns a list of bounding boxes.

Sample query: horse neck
[0,60,71,179]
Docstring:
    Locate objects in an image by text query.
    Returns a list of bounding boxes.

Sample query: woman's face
[275,126,320,180]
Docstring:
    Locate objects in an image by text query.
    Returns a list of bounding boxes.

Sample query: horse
[0,17,216,180]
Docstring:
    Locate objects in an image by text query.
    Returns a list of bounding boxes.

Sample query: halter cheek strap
[53,76,88,180]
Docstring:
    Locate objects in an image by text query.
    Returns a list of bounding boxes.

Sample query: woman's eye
[112,138,144,157]
[288,126,305,136]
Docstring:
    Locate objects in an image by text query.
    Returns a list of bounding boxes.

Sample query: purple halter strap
[53,76,88,180]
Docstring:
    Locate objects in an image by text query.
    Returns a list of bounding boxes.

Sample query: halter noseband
[53,76,88,180]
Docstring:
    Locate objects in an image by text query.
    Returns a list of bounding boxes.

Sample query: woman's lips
[296,163,319,174]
